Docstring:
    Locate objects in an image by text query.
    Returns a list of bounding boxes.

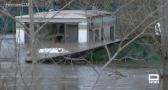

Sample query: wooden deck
[25,39,121,62]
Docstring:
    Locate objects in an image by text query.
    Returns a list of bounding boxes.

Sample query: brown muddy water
[0,61,161,90]
[0,35,161,90]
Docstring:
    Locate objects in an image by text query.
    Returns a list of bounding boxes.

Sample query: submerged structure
[15,10,117,61]
[16,10,116,44]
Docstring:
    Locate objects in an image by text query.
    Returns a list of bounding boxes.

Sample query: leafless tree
[0,0,166,90]
[161,0,168,90]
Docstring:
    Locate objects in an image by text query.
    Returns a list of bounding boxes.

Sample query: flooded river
[0,35,161,90]
[0,62,161,90]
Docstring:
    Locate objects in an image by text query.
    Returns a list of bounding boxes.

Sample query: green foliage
[86,37,160,67]
[111,3,122,11]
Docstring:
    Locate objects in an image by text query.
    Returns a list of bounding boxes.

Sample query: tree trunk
[161,0,168,90]
[28,0,36,62]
